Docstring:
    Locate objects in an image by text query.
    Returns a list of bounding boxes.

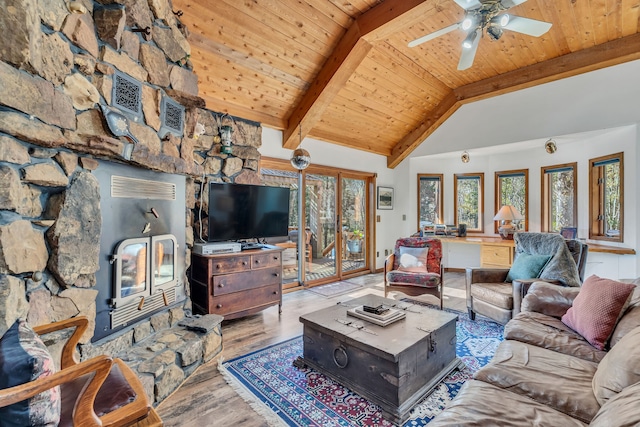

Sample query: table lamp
[493,205,523,240]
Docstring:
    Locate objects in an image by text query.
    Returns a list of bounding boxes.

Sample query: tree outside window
[590,153,623,242]
[541,163,577,232]
[495,170,528,234]
[418,174,443,230]
[454,173,484,232]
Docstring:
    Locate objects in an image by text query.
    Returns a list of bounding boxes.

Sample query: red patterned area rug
[219,304,503,426]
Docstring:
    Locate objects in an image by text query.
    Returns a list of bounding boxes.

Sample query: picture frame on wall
[377,186,394,210]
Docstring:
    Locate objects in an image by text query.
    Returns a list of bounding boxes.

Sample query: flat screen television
[208,182,291,242]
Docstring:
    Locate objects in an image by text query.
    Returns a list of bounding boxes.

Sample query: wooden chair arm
[99,359,152,427]
[383,253,395,286]
[0,355,112,427]
[33,316,88,370]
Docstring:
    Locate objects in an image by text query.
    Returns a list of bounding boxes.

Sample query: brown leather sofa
[430,280,640,426]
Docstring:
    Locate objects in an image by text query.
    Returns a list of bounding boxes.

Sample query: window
[495,170,528,233]
[541,163,577,232]
[589,153,623,242]
[454,173,484,232]
[418,174,443,229]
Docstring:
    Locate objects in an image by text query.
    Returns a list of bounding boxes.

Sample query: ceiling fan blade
[453,0,482,10]
[457,29,481,70]
[408,23,460,47]
[500,0,528,8]
[503,16,552,37]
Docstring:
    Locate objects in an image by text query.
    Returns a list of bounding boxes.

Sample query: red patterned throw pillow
[561,275,636,350]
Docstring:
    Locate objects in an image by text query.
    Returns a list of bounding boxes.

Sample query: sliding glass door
[261,158,374,288]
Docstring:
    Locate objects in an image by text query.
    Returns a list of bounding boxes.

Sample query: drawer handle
[255,260,261,264]
[216,264,222,269]
[242,261,247,266]
[273,273,279,277]
[273,256,279,260]
[218,283,225,288]
[333,346,348,369]
[273,290,278,295]
[216,304,223,309]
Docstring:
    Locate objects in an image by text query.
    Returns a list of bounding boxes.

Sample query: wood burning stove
[92,161,187,342]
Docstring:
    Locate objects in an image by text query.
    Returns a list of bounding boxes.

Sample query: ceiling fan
[408,0,552,70]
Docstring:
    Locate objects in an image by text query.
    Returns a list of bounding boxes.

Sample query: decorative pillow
[505,253,552,282]
[592,327,640,406]
[561,275,636,351]
[0,319,60,427]
[398,246,428,273]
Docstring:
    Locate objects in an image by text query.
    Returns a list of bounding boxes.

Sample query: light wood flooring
[156,272,467,427]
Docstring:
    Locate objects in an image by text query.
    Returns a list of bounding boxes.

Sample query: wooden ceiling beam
[283,0,436,150]
[387,32,640,168]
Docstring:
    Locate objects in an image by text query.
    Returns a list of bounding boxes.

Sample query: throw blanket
[514,232,581,287]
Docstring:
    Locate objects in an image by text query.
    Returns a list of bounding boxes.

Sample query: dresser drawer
[212,266,281,296]
[208,283,281,316]
[252,252,282,269]
[481,244,512,267]
[210,255,251,274]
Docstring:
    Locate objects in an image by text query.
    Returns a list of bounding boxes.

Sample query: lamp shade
[493,205,523,221]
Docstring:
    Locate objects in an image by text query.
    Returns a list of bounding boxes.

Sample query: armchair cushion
[561,275,635,350]
[505,253,551,282]
[386,270,440,288]
[0,319,60,427]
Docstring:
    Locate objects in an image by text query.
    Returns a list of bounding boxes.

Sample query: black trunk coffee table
[298,294,460,425]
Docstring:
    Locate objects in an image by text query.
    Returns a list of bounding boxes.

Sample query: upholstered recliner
[466,232,588,324]
[384,237,444,309]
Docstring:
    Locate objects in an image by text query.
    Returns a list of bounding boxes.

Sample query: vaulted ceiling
[171,0,640,168]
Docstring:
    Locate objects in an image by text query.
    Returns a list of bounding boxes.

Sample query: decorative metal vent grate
[111,288,177,329]
[159,95,185,138]
[111,71,142,120]
[111,175,176,200]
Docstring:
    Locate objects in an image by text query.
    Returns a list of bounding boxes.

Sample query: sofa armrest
[513,279,563,316]
[521,282,580,318]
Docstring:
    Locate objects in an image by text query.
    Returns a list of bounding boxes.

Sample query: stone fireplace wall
[0,0,262,405]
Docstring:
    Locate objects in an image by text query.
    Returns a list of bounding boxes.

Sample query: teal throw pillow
[506,253,552,281]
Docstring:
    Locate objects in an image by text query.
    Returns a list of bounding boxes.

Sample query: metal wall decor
[111,70,142,121]
[159,94,185,139]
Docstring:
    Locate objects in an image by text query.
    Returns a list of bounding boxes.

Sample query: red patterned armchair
[384,237,444,309]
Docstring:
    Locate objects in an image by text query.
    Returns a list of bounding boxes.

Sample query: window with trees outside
[495,170,528,233]
[454,173,484,232]
[541,163,577,233]
[589,153,623,242]
[418,174,443,230]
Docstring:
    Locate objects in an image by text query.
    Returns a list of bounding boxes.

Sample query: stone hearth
[0,0,262,406]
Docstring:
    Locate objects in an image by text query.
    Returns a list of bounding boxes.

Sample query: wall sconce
[545,139,557,154]
[461,151,470,163]
[67,1,87,14]
[220,125,233,154]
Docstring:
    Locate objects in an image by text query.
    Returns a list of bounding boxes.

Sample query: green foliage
[457,178,480,229]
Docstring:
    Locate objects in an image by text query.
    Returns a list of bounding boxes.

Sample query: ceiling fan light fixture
[499,14,510,27]
[462,31,478,49]
[461,16,474,31]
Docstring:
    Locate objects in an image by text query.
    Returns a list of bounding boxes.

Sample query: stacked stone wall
[0,0,257,405]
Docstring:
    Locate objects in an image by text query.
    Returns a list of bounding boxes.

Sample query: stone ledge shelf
[71,310,224,406]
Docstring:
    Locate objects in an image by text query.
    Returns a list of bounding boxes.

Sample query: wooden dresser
[190,245,284,319]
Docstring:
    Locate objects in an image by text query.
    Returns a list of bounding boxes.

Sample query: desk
[433,236,635,271]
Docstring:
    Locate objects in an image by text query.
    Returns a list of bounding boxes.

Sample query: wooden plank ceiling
[172,0,640,168]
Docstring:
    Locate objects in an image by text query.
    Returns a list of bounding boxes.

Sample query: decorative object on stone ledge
[99,104,138,160]
[220,125,233,154]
